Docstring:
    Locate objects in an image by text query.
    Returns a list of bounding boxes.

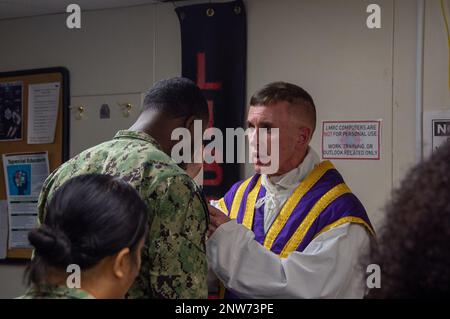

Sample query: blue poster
[6,164,31,196]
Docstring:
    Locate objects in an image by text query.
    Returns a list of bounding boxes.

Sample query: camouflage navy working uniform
[37,130,208,299]
[19,285,95,299]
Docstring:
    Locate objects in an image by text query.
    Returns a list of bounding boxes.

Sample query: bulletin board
[0,67,70,260]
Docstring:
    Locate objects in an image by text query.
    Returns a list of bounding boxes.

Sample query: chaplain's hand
[207,204,231,237]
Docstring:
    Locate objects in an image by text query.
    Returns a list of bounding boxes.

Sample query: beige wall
[0,264,27,298]
[246,0,395,230]
[0,0,449,298]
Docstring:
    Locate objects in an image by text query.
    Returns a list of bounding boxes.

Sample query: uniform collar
[113,130,162,150]
[25,284,96,299]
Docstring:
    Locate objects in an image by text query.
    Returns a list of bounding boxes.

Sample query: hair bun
[28,225,72,266]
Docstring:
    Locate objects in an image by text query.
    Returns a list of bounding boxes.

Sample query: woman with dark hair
[20,174,149,299]
[366,140,450,298]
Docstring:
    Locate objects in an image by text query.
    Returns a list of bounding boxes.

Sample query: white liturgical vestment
[207,148,372,298]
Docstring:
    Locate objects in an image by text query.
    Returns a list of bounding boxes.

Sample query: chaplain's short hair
[250,81,317,132]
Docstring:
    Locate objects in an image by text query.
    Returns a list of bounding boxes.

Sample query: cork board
[0,67,70,260]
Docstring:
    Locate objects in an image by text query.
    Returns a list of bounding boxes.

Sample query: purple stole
[217,160,375,298]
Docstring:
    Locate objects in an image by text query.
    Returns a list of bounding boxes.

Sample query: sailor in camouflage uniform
[37,78,209,299]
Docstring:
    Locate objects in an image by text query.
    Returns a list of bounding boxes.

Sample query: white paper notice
[423,110,450,157]
[322,120,381,160]
[2,152,49,248]
[0,200,8,259]
[27,82,60,144]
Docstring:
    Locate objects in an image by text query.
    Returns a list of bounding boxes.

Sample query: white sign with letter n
[423,110,450,156]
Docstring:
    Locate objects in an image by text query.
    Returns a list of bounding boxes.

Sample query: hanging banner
[176,0,247,199]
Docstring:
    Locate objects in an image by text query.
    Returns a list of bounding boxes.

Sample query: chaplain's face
[247,101,308,175]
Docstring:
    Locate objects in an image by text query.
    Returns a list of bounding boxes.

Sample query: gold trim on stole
[217,198,229,215]
[313,216,376,239]
[263,160,335,250]
[242,177,262,229]
[279,183,351,258]
[229,177,253,219]
[222,161,373,262]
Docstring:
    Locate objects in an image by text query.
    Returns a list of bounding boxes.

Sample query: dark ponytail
[25,174,149,286]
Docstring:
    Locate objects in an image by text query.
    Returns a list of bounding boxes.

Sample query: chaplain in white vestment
[207,82,375,299]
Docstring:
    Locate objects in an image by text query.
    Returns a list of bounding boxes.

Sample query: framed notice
[322,120,381,160]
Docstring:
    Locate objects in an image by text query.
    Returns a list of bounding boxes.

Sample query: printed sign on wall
[322,120,381,160]
[423,110,450,156]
